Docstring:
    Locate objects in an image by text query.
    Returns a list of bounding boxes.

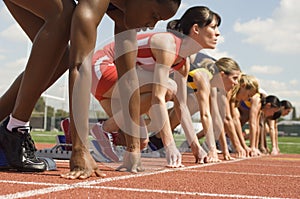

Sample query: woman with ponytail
[148,53,244,162]
[88,6,222,167]
[226,74,260,158]
[233,88,281,157]
[264,100,293,155]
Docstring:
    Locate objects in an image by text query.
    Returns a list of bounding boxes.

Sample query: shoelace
[22,133,37,159]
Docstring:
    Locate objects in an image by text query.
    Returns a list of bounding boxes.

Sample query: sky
[0,0,300,118]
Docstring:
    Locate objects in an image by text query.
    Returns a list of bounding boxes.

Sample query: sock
[149,135,164,151]
[7,115,30,132]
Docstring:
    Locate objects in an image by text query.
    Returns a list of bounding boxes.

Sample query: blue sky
[0,0,300,118]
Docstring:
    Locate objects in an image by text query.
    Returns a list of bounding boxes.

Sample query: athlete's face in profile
[197,16,220,49]
[263,105,280,117]
[282,108,292,116]
[236,87,257,101]
[222,70,240,92]
[124,0,179,30]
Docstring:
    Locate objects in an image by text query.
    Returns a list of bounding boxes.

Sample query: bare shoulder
[252,93,261,102]
[150,33,176,52]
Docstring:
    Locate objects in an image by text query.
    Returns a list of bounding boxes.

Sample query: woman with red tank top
[89,6,222,167]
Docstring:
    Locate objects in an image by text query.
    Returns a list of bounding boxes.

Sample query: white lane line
[230,162,300,168]
[0,159,243,199]
[81,185,295,199]
[184,170,300,178]
[2,157,295,199]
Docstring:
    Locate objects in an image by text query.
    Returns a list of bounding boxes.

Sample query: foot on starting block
[0,148,56,171]
[38,157,56,171]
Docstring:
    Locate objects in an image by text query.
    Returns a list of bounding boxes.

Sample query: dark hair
[271,100,293,120]
[261,95,281,108]
[271,110,282,120]
[167,6,221,37]
[280,100,293,109]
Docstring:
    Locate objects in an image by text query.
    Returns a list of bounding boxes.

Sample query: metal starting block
[35,143,72,160]
[35,135,114,163]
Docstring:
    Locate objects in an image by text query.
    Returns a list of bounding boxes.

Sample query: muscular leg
[0,0,74,172]
[66,0,109,179]
[0,1,71,122]
[100,83,153,133]
[4,0,74,122]
[99,91,152,149]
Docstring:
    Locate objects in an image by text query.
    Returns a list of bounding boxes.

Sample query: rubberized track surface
[0,143,299,199]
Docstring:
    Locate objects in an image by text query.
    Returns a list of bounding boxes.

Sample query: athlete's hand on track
[235,146,247,158]
[60,148,106,179]
[223,150,235,161]
[190,141,207,164]
[165,143,184,168]
[206,148,222,163]
[250,147,261,157]
[244,146,252,157]
[60,167,106,179]
[116,151,144,173]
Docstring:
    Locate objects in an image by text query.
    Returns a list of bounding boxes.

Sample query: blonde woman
[149,53,242,162]
[232,85,281,157]
[226,74,260,158]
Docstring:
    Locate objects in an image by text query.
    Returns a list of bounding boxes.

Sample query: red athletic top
[91,32,186,101]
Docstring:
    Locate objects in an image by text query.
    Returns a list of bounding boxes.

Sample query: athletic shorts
[91,50,117,101]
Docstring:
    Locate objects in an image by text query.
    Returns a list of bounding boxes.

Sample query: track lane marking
[0,157,297,199]
[0,159,244,198]
[184,170,300,178]
[82,185,296,199]
[232,163,300,168]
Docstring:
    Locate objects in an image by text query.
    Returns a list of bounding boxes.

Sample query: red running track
[0,143,299,199]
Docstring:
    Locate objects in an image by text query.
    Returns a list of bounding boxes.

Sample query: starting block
[35,135,72,160]
[35,135,113,163]
[35,118,117,163]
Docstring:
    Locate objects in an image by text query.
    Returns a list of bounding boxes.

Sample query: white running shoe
[90,123,120,162]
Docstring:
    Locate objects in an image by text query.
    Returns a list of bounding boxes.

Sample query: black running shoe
[0,117,46,172]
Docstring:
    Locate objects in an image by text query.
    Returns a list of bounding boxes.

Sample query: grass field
[31,131,300,154]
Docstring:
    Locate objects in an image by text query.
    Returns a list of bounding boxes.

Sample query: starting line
[0,158,294,199]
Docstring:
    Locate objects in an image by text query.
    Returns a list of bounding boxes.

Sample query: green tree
[47,106,54,117]
[35,97,45,112]
[56,109,69,118]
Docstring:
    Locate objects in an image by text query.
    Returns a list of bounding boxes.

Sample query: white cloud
[0,58,28,104]
[4,57,27,70]
[203,48,232,60]
[0,58,27,93]
[258,79,287,93]
[250,65,283,75]
[289,79,299,87]
[233,0,300,54]
[0,23,29,44]
[258,78,300,117]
